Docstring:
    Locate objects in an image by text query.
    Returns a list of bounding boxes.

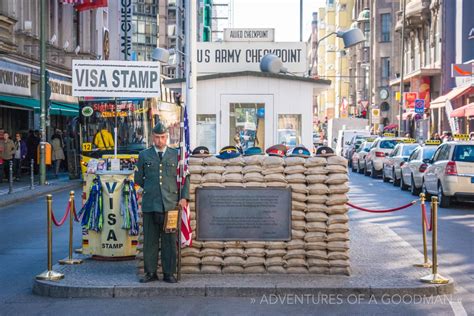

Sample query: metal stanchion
[30,159,35,190]
[414,193,432,268]
[420,196,449,284]
[36,195,64,281]
[8,160,13,194]
[59,191,83,265]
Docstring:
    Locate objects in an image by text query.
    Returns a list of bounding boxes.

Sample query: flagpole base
[414,262,432,268]
[36,270,64,281]
[74,248,83,254]
[59,257,83,265]
[420,273,449,284]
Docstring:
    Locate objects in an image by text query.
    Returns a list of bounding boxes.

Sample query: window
[229,103,265,151]
[453,145,474,162]
[380,13,391,42]
[277,114,302,147]
[197,114,217,154]
[434,145,450,162]
[380,140,399,149]
[381,57,390,81]
[408,148,419,161]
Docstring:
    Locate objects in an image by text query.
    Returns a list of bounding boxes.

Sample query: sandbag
[201,265,222,273]
[264,173,287,183]
[286,267,309,274]
[305,167,328,175]
[307,258,330,267]
[327,155,347,166]
[305,241,327,250]
[329,267,350,275]
[307,183,329,195]
[266,242,287,250]
[304,157,327,167]
[262,156,285,168]
[328,184,350,194]
[262,166,285,175]
[326,204,349,215]
[223,248,246,258]
[242,165,263,174]
[244,266,266,274]
[181,256,201,265]
[286,258,307,268]
[283,249,306,260]
[265,257,287,267]
[266,182,288,188]
[284,165,306,174]
[189,157,203,165]
[329,259,350,267]
[224,165,243,174]
[284,156,306,166]
[292,192,307,202]
[327,223,349,233]
[325,173,349,185]
[307,195,328,204]
[190,174,203,184]
[203,156,226,166]
[200,249,224,257]
[181,266,201,274]
[201,182,225,188]
[292,229,306,239]
[244,172,265,182]
[245,182,267,187]
[306,250,328,259]
[223,256,246,266]
[327,214,349,224]
[181,247,202,257]
[326,164,347,174]
[286,239,305,250]
[306,174,328,184]
[286,173,306,183]
[203,241,225,249]
[245,248,265,257]
[189,165,204,174]
[304,232,327,242]
[292,201,307,211]
[201,256,224,266]
[289,183,308,194]
[244,257,266,267]
[326,194,349,206]
[307,203,328,212]
[224,241,243,249]
[202,173,223,183]
[327,233,349,242]
[222,266,244,273]
[223,182,245,187]
[223,173,243,183]
[203,165,226,174]
[243,241,266,248]
[305,211,328,222]
[267,266,287,274]
[226,157,244,166]
[305,222,327,233]
[328,251,349,260]
[265,249,287,258]
[243,155,265,165]
[292,210,306,220]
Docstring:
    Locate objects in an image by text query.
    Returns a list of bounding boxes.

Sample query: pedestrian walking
[13,133,27,181]
[1,132,15,182]
[51,130,65,178]
[134,122,189,283]
[26,130,40,175]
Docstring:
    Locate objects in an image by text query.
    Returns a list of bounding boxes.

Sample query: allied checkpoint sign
[196,187,291,240]
[72,60,161,97]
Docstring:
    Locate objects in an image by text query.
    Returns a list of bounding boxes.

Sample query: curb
[0,180,82,208]
[33,276,455,299]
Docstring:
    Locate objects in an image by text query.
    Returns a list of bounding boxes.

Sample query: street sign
[361,100,369,108]
[371,108,380,124]
[395,91,401,101]
[72,60,161,98]
[414,99,425,114]
[224,28,275,42]
[451,63,473,77]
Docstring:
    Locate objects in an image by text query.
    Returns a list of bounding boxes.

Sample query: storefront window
[197,114,216,154]
[277,114,302,147]
[229,103,265,151]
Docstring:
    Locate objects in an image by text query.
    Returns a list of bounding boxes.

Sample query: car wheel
[364,162,370,176]
[393,168,400,186]
[410,174,420,196]
[400,174,408,191]
[421,181,431,198]
[382,166,389,183]
[438,184,451,208]
[371,165,377,179]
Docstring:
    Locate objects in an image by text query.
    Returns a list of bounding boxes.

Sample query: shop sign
[48,73,78,104]
[224,28,274,42]
[404,92,418,108]
[120,0,132,60]
[72,60,161,97]
[0,60,31,96]
[197,42,307,74]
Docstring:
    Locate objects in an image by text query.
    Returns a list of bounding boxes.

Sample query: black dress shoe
[139,273,158,283]
[163,274,177,283]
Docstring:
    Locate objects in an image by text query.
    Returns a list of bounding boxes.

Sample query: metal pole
[59,191,83,265]
[36,195,64,280]
[177,102,185,282]
[414,193,431,268]
[185,0,197,149]
[398,0,406,136]
[420,196,449,284]
[8,161,13,194]
[114,98,118,158]
[39,0,47,185]
[299,0,303,42]
[368,2,373,131]
[30,159,34,190]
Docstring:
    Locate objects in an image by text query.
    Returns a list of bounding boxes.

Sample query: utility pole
[299,0,303,42]
[185,0,197,148]
[398,0,406,135]
[39,0,47,185]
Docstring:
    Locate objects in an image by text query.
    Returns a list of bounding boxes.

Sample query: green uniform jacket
[134,146,189,213]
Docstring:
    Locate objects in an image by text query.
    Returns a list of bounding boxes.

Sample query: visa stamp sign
[72,60,160,97]
[197,42,307,74]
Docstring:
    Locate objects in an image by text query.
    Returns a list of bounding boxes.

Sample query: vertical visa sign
[121,0,132,60]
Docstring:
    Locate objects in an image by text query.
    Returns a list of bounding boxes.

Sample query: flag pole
[177,96,185,282]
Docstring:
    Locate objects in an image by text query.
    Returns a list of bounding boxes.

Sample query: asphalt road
[0,177,472,315]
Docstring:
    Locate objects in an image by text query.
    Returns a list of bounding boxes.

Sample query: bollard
[8,160,13,194]
[36,195,64,281]
[30,159,35,190]
[414,193,432,268]
[420,196,449,284]
[59,191,83,265]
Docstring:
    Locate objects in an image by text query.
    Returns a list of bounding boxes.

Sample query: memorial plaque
[196,188,291,241]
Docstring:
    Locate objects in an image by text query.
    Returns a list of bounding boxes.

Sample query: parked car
[365,134,406,178]
[351,139,374,173]
[335,129,371,157]
[381,140,419,186]
[346,135,374,168]
[422,140,474,207]
[400,140,440,195]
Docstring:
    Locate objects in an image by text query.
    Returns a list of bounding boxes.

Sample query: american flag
[177,106,192,247]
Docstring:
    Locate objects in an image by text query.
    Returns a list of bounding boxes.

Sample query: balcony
[395,0,431,31]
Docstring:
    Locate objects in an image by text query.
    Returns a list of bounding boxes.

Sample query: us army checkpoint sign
[72,60,161,97]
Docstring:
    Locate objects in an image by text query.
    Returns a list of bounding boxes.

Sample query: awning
[50,101,79,117]
[396,110,416,121]
[430,84,474,109]
[0,95,39,110]
[389,68,441,86]
[383,123,398,130]
[450,103,474,118]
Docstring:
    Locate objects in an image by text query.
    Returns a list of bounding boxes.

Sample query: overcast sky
[232,0,326,42]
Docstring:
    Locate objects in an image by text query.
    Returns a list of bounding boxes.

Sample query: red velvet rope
[421,203,433,231]
[71,201,81,222]
[51,201,71,227]
[346,200,417,213]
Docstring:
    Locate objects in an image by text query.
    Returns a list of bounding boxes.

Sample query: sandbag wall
[136,154,350,276]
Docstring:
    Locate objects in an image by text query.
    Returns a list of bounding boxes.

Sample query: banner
[72,60,160,97]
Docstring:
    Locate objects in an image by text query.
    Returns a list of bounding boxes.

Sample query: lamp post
[398,0,407,136]
[39,0,47,185]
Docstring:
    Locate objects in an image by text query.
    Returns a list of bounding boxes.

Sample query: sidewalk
[33,219,454,298]
[0,172,82,208]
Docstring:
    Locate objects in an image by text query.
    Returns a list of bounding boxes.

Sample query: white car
[422,141,474,207]
[382,142,419,186]
[351,140,374,173]
[365,136,406,178]
[400,142,439,195]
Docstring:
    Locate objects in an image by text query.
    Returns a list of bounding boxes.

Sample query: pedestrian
[1,132,15,182]
[51,130,65,178]
[26,130,40,174]
[432,133,441,141]
[0,128,4,182]
[469,132,474,141]
[134,122,189,284]
[13,133,27,181]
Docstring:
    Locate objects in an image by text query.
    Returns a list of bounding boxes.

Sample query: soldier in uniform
[134,122,189,283]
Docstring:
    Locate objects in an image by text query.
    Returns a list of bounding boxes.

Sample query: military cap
[243,146,264,156]
[192,146,211,157]
[152,121,167,134]
[287,145,311,158]
[266,144,287,157]
[216,145,241,159]
[314,146,335,156]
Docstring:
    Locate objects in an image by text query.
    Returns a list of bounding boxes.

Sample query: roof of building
[163,71,332,86]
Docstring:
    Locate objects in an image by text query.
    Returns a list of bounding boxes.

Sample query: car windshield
[380,140,399,149]
[453,145,474,162]
[423,147,437,159]
[402,144,419,155]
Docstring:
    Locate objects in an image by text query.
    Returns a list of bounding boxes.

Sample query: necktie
[158,152,162,159]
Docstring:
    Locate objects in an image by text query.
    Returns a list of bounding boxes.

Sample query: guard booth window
[229,103,265,151]
[277,114,302,147]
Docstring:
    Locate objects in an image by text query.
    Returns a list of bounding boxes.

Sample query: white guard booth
[164,71,331,153]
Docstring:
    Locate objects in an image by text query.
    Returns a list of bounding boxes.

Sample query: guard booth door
[220,95,274,152]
